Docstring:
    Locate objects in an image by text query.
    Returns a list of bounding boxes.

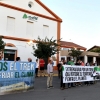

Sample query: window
[7,16,15,35]
[26,21,34,37]
[4,50,16,61]
[43,25,49,37]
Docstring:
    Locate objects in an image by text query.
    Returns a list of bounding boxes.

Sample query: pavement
[0,77,100,100]
[38,70,58,76]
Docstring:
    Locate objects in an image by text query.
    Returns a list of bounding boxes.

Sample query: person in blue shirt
[52,61,54,66]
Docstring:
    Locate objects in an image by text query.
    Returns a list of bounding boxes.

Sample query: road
[0,77,100,100]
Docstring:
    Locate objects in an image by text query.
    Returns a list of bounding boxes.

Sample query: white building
[0,0,62,67]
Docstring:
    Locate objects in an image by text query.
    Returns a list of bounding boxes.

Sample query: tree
[69,48,82,60]
[90,48,100,53]
[0,36,6,60]
[32,37,61,69]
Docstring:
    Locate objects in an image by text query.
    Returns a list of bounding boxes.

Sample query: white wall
[0,0,55,18]
[3,39,37,62]
[0,1,58,64]
[0,6,57,40]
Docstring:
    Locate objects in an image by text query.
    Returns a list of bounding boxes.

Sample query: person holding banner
[60,62,66,90]
[75,59,83,86]
[57,61,62,78]
[67,58,75,88]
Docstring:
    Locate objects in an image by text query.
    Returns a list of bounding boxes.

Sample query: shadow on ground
[0,77,100,100]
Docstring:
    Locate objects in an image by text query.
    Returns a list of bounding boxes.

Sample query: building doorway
[79,56,84,62]
[88,56,93,65]
[60,56,66,61]
[4,50,16,61]
[96,57,100,66]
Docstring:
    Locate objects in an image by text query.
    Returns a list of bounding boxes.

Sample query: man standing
[47,60,54,89]
[60,61,66,90]
[67,58,75,87]
[68,58,74,65]
[57,61,62,78]
[16,57,21,61]
[39,58,45,77]
[35,59,39,77]
[28,58,32,62]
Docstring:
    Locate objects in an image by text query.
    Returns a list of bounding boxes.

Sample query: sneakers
[50,86,54,88]
[60,87,64,90]
[47,87,50,89]
[47,86,54,89]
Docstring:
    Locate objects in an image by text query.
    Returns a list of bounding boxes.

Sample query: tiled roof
[60,41,86,51]
[87,45,100,51]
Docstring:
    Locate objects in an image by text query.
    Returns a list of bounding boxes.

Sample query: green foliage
[0,36,6,51]
[90,48,100,53]
[32,37,61,59]
[69,48,82,58]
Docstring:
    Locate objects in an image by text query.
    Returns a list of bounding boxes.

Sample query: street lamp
[27,40,33,46]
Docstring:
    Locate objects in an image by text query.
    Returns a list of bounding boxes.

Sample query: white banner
[63,65,94,83]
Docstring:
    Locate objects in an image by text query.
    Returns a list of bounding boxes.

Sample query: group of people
[16,57,46,78]
[35,58,46,77]
[15,57,98,90]
[57,58,98,90]
[34,58,54,89]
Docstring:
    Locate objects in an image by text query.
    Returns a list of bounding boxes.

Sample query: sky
[42,0,100,49]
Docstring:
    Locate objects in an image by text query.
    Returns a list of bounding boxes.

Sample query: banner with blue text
[0,61,36,95]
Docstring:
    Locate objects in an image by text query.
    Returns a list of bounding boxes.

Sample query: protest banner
[63,65,94,83]
[0,61,36,95]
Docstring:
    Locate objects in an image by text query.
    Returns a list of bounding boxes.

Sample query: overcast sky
[42,0,100,49]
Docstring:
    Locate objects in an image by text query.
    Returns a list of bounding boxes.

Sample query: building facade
[0,0,62,67]
[60,42,100,66]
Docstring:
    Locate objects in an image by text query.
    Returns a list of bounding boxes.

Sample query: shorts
[40,67,44,70]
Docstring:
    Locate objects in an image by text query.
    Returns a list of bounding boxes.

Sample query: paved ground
[0,77,100,100]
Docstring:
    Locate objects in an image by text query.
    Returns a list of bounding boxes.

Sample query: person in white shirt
[47,60,54,89]
[35,59,39,77]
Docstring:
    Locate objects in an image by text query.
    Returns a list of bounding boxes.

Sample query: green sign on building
[23,14,38,21]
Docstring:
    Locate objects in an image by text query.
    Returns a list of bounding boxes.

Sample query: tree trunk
[43,58,48,69]
[0,50,3,60]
